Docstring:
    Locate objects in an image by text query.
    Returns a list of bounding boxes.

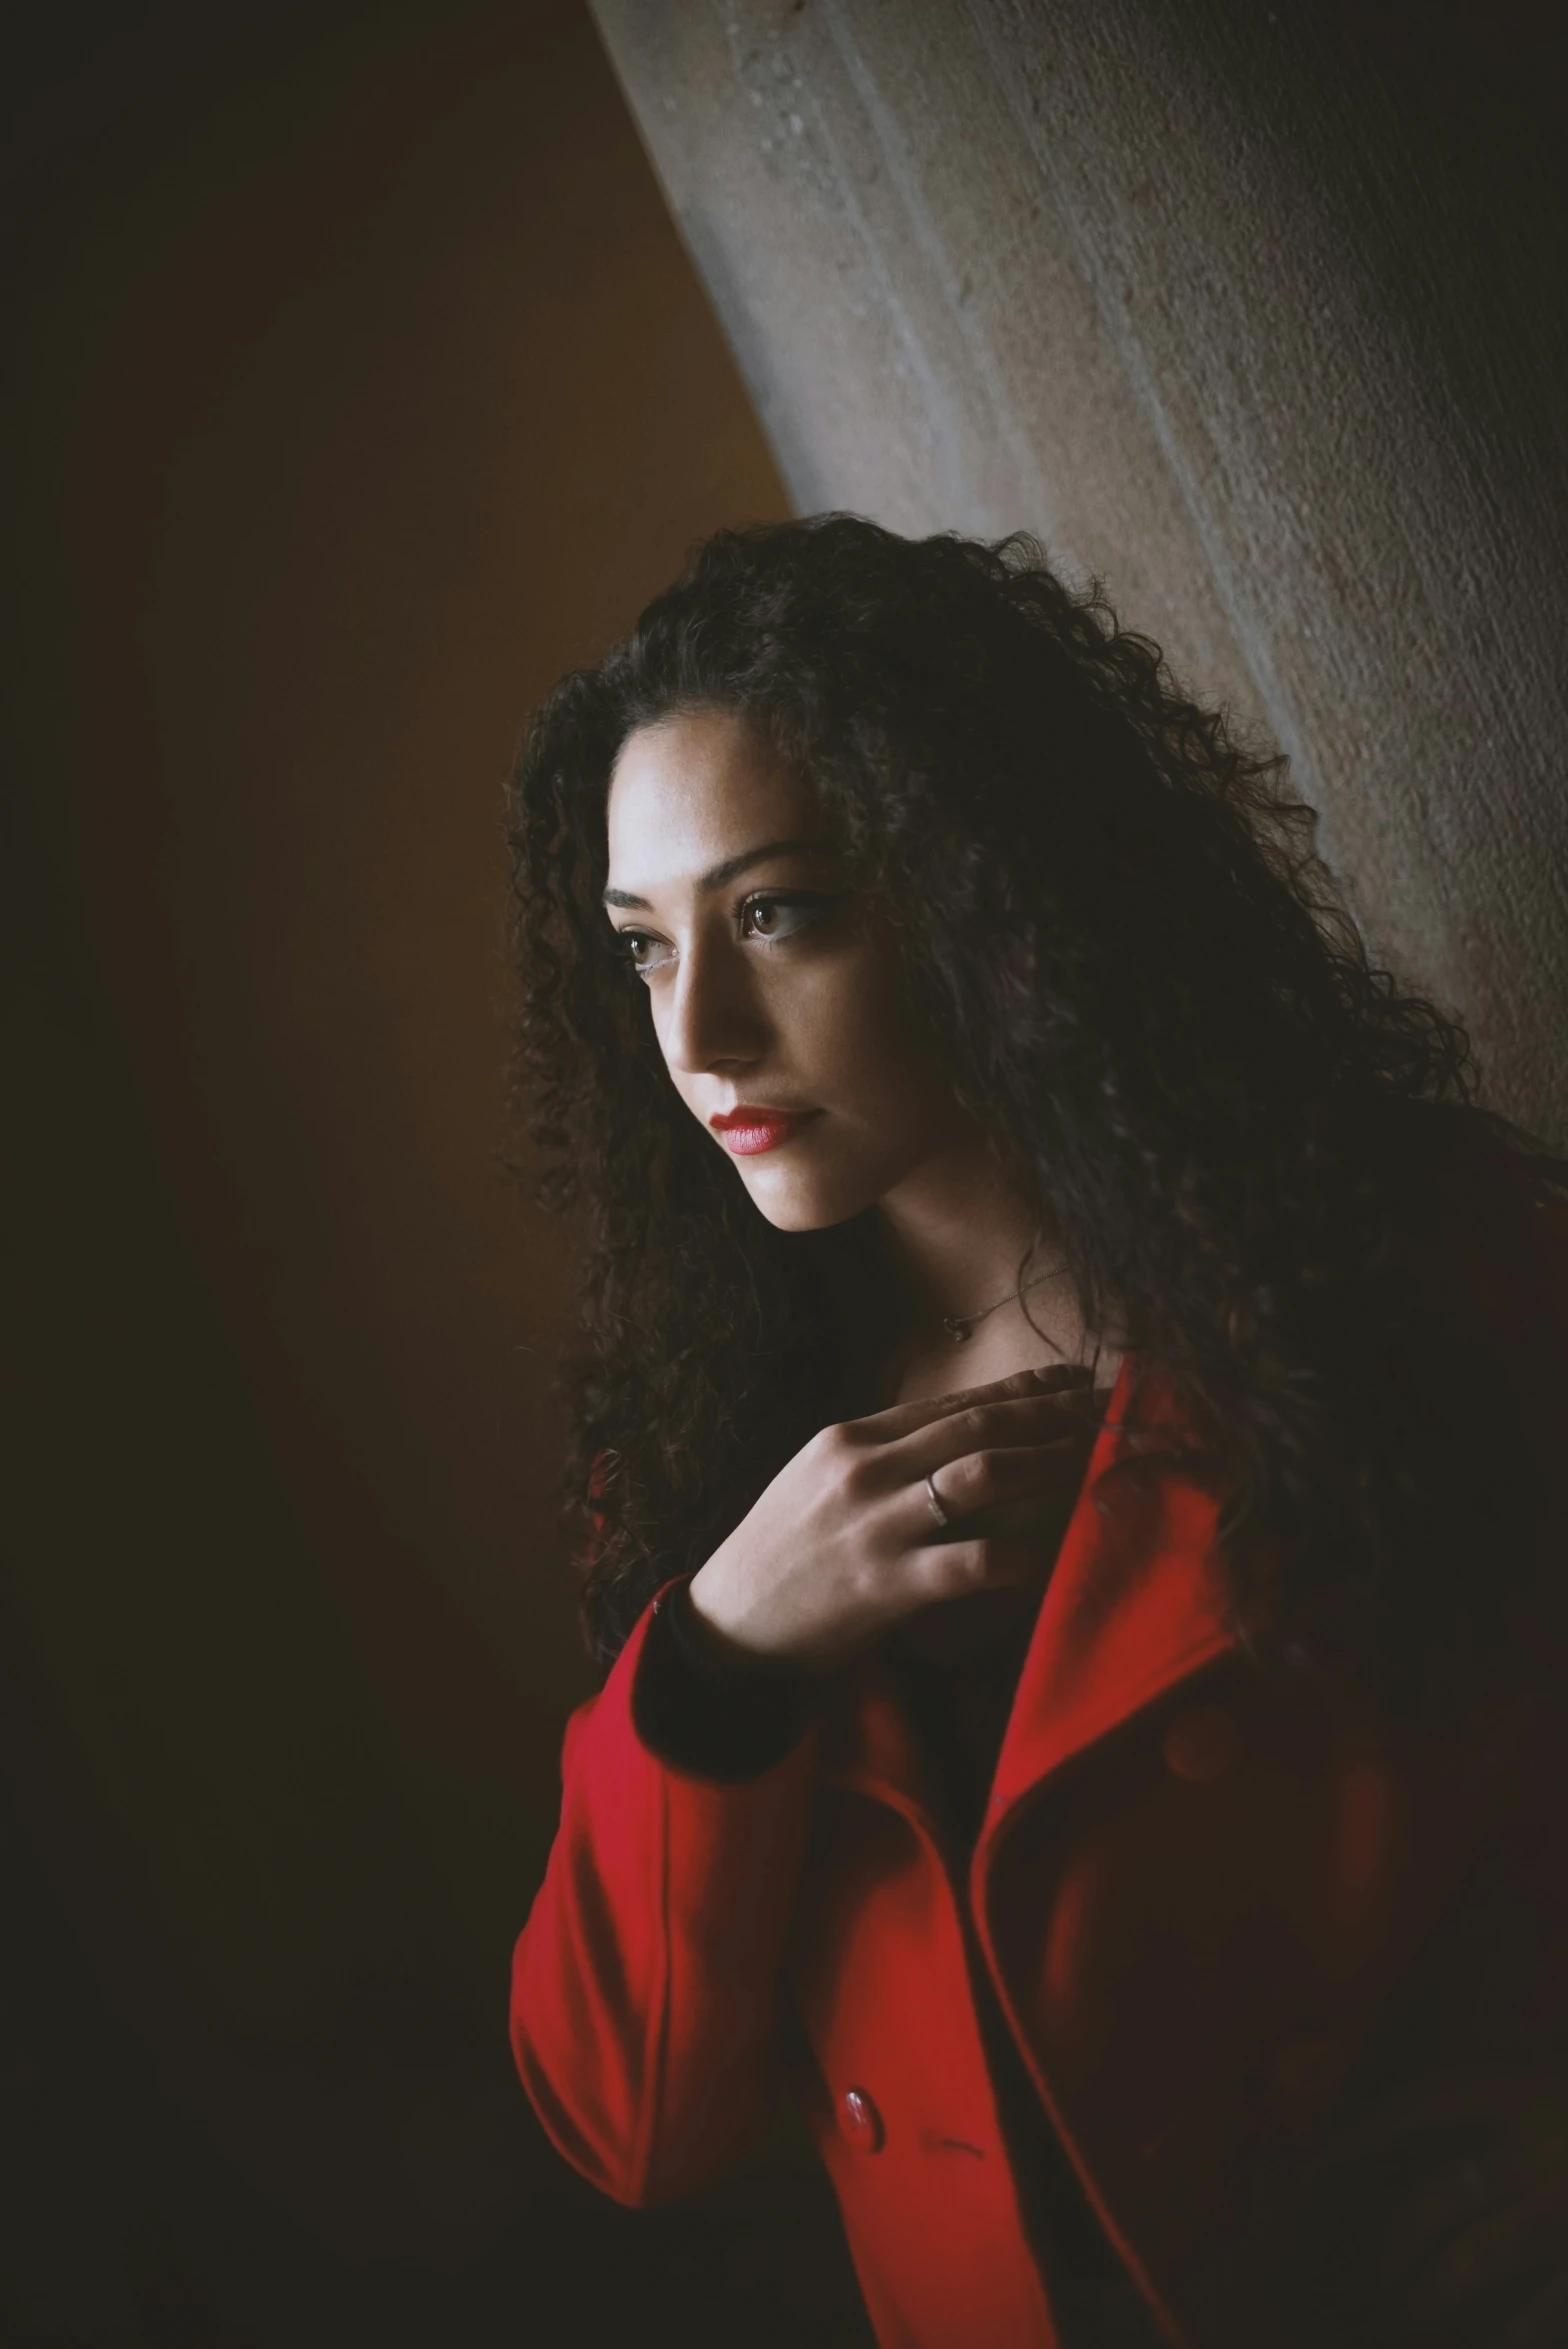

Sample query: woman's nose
[661,933,768,1075]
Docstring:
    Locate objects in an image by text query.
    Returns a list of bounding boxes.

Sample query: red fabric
[511,1154,1568,2347]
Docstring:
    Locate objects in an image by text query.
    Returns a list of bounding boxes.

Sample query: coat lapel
[819,1359,1238,1842]
[984,1360,1237,1833]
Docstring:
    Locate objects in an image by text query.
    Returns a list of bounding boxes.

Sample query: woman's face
[604,706,973,1232]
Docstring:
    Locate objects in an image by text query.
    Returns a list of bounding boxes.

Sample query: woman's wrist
[632,1578,821,1781]
[675,1575,820,1683]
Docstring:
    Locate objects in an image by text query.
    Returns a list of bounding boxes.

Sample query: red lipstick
[708,1104,819,1157]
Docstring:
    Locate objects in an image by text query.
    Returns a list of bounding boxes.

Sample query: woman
[507,517,1568,2347]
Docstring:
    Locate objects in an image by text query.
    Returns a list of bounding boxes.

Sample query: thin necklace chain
[940,1266,1070,1343]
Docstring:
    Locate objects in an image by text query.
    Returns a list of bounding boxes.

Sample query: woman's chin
[732,1135,930,1233]
[732,1157,879,1232]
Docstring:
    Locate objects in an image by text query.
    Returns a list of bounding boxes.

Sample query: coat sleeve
[510,1583,822,2207]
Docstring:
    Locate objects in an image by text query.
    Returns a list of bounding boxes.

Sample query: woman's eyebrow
[603,838,837,909]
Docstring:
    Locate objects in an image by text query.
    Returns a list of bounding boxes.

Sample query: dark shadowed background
[4,3,873,2341]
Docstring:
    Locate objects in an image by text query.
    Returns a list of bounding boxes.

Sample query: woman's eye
[737,893,831,944]
[616,930,673,976]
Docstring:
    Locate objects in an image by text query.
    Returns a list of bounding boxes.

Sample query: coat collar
[819,1359,1237,1837]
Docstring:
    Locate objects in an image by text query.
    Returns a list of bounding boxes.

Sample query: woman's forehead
[605,710,828,892]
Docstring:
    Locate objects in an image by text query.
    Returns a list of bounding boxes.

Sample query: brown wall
[5,5,867,2340]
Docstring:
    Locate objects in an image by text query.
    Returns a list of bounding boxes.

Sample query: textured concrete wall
[591,0,1568,1140]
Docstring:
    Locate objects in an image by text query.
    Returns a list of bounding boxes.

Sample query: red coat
[511,1159,1568,2347]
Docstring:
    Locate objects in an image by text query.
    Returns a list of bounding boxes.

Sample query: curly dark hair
[508,515,1545,1693]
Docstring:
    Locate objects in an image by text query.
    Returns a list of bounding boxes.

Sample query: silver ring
[922,1472,951,1532]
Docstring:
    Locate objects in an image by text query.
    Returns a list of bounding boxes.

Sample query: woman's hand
[686,1364,1107,1672]
[1319,2068,1568,2346]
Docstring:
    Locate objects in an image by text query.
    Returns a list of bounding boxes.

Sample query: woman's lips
[708,1106,820,1157]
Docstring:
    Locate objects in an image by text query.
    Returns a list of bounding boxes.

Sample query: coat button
[1274,2036,1348,2107]
[839,2086,885,2152]
[1161,1704,1241,1783]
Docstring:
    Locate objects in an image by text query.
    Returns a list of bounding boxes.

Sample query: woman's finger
[862,1363,1093,1443]
[925,1434,1097,1524]
[888,1392,1107,1493]
[908,1532,1062,1603]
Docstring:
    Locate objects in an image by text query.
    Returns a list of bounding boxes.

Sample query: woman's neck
[872,1138,1116,1406]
